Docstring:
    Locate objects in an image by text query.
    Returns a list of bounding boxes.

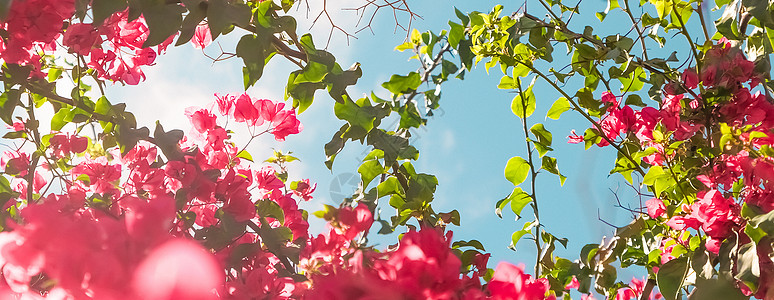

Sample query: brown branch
[640,278,656,300]
[26,82,116,124]
[345,0,422,36]
[309,0,357,48]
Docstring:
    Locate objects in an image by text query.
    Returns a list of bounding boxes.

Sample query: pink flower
[132,239,221,300]
[9,121,25,132]
[292,179,316,201]
[601,91,618,105]
[489,262,554,300]
[49,134,88,158]
[565,276,579,290]
[71,158,121,195]
[185,108,218,133]
[192,24,212,49]
[214,93,235,116]
[271,109,303,141]
[665,215,700,231]
[338,203,373,240]
[567,130,584,144]
[645,198,666,219]
[682,68,698,89]
[255,167,285,192]
[233,93,260,124]
[63,23,100,56]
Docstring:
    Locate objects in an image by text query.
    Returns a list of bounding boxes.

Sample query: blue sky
[105,0,653,279]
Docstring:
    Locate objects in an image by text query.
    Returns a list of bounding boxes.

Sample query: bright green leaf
[504,156,530,186]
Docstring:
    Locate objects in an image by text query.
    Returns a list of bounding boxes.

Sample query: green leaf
[236,34,270,89]
[334,98,379,135]
[625,94,646,107]
[236,150,253,162]
[0,176,18,206]
[93,0,128,25]
[498,75,516,89]
[367,129,414,165]
[358,159,383,187]
[377,177,403,197]
[735,242,760,292]
[509,221,537,249]
[715,2,741,40]
[0,0,12,21]
[51,107,72,131]
[298,34,317,55]
[207,0,251,39]
[398,101,424,128]
[325,63,362,104]
[142,3,186,47]
[252,0,274,28]
[657,257,689,300]
[511,81,536,118]
[547,97,571,120]
[504,156,530,186]
[382,72,421,94]
[294,61,329,84]
[176,0,207,46]
[653,0,673,19]
[406,174,438,204]
[324,125,346,169]
[530,123,553,147]
[256,199,284,225]
[152,121,183,160]
[452,240,486,251]
[508,187,532,217]
[541,156,566,185]
[748,209,774,239]
[688,277,749,300]
[286,73,324,114]
[0,90,20,125]
[448,21,463,48]
[619,67,645,92]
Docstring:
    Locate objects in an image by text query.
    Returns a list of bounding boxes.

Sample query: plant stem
[622,0,650,61]
[516,78,541,275]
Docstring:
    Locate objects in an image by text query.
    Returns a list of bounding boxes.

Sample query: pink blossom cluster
[70,10,175,85]
[303,214,554,300]
[570,40,774,298]
[0,94,311,298]
[211,93,303,142]
[0,0,191,84]
[0,0,75,74]
[565,276,662,300]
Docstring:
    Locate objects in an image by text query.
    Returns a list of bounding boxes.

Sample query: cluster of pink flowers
[565,276,661,300]
[211,93,303,142]
[0,94,313,299]
[0,0,75,75]
[72,10,174,85]
[0,0,206,84]
[301,205,554,299]
[569,40,774,297]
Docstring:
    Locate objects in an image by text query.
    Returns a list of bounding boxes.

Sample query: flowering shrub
[0,0,772,299]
